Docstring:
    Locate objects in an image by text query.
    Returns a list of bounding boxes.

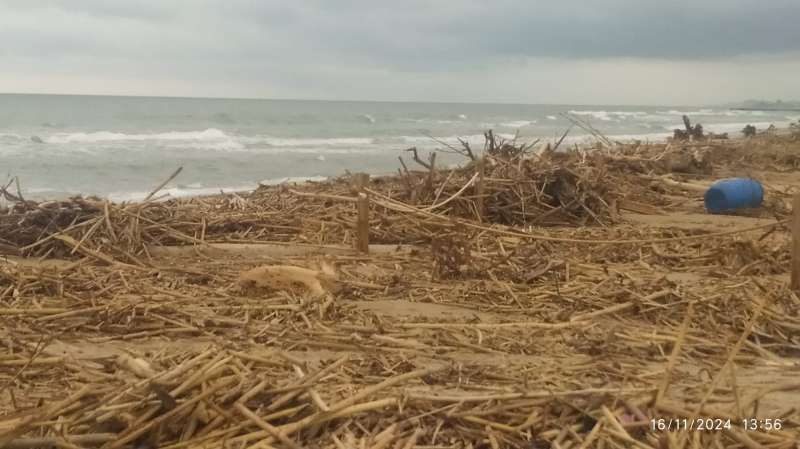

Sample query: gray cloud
[0,0,798,103]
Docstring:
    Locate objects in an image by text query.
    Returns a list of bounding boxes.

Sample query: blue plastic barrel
[704,178,763,213]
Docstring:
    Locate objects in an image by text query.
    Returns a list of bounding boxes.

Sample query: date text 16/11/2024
[650,418,784,432]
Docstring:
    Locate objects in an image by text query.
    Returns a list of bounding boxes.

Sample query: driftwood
[673,115,705,141]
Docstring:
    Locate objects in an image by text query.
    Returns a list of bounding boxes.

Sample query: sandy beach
[2,125,800,448]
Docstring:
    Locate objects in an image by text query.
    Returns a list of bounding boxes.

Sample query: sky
[1,0,798,105]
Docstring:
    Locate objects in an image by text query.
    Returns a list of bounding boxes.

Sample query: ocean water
[1,94,796,201]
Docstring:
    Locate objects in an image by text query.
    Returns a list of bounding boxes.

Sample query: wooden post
[476,158,485,222]
[353,173,370,254]
[792,195,800,290]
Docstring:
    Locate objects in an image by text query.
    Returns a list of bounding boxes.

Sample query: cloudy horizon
[1,0,799,106]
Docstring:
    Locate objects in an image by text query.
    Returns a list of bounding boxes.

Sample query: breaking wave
[256,136,375,147]
[46,128,231,143]
[106,176,330,202]
[500,120,536,128]
[399,133,517,145]
[567,110,649,121]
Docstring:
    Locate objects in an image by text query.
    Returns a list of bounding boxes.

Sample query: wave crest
[46,128,230,144]
[500,120,536,128]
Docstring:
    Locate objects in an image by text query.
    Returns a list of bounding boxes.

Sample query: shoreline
[8,123,796,204]
[4,97,798,203]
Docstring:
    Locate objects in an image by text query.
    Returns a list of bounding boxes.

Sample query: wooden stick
[677,295,768,449]
[230,370,432,446]
[3,433,117,449]
[552,125,573,152]
[69,217,103,255]
[364,187,788,245]
[143,166,183,202]
[407,386,654,403]
[235,403,303,449]
[423,171,479,212]
[476,158,485,222]
[0,385,93,447]
[570,301,633,322]
[792,194,800,290]
[354,172,370,254]
[723,429,769,449]
[655,302,694,405]
[53,234,145,270]
[105,376,235,449]
[357,193,369,254]
[400,319,585,330]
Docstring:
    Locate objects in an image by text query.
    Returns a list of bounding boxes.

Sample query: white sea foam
[260,175,329,185]
[107,185,254,202]
[457,114,468,120]
[256,136,375,147]
[249,147,384,155]
[603,120,794,142]
[46,128,230,143]
[169,140,246,151]
[23,187,60,194]
[546,115,557,120]
[658,109,769,117]
[44,129,379,152]
[106,176,330,202]
[555,131,672,147]
[568,110,650,121]
[360,114,376,124]
[400,133,517,145]
[399,118,455,124]
[500,120,536,128]
[606,131,673,142]
[701,120,792,134]
[723,110,766,117]
[568,110,612,121]
[658,109,716,116]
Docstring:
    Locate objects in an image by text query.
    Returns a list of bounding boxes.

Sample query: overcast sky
[1,0,798,105]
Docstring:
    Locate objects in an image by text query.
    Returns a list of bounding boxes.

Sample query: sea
[1,93,797,201]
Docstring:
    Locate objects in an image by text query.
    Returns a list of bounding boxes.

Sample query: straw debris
[1,128,799,448]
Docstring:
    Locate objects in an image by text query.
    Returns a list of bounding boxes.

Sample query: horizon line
[0,91,721,108]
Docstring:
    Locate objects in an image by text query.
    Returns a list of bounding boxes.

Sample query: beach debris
[707,131,729,139]
[115,354,158,378]
[431,232,472,278]
[791,121,800,137]
[0,129,798,449]
[239,262,337,296]
[704,177,764,214]
[2,131,797,262]
[672,114,705,141]
[662,147,712,174]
